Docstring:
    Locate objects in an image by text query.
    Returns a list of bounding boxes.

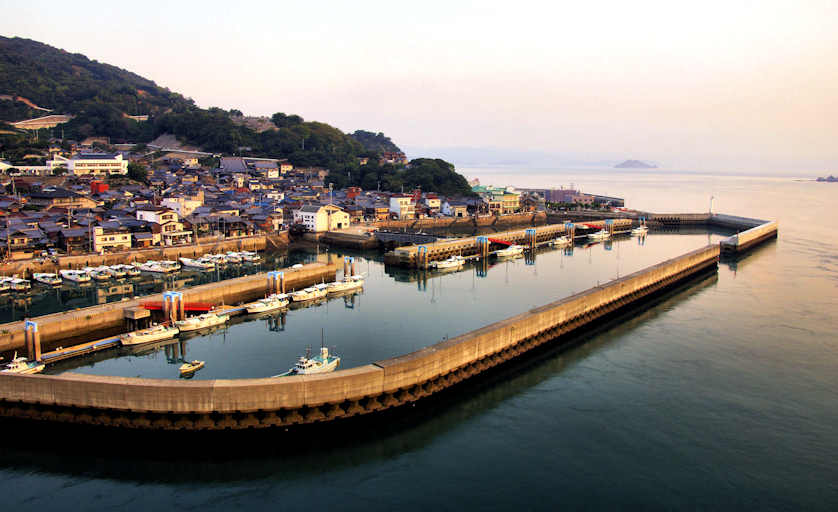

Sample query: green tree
[127,161,148,183]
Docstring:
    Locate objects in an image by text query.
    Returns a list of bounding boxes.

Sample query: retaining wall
[0,244,719,429]
[0,262,337,353]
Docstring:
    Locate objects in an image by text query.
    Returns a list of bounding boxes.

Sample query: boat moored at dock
[431,255,465,270]
[245,293,290,314]
[631,225,649,236]
[120,324,180,346]
[179,257,215,270]
[175,312,229,332]
[4,277,32,291]
[291,283,329,302]
[179,360,205,377]
[60,269,91,283]
[587,229,611,241]
[494,245,525,259]
[326,275,365,294]
[1,353,44,374]
[84,267,111,282]
[32,273,62,286]
[549,236,572,247]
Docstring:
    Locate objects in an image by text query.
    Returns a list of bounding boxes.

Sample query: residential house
[292,204,350,232]
[389,194,415,220]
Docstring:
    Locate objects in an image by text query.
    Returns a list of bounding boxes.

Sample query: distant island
[615,159,657,169]
[816,175,837,182]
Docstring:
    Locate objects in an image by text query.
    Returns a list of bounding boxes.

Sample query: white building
[92,227,132,252]
[389,195,415,219]
[61,153,128,176]
[161,196,203,217]
[293,204,350,232]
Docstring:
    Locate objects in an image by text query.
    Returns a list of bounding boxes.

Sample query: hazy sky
[3,1,837,171]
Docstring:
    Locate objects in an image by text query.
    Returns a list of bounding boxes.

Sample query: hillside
[615,159,657,169]
[0,36,474,196]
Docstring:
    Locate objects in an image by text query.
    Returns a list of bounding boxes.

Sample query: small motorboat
[84,267,111,282]
[8,277,31,291]
[175,312,229,332]
[60,269,91,283]
[494,245,524,258]
[549,236,572,247]
[1,352,44,374]
[158,260,181,273]
[239,251,261,263]
[32,273,62,286]
[290,283,329,302]
[179,257,215,270]
[225,252,243,264]
[587,229,611,241]
[631,225,649,236]
[326,275,365,294]
[431,255,465,270]
[105,266,127,278]
[246,293,290,314]
[120,324,180,346]
[179,360,205,377]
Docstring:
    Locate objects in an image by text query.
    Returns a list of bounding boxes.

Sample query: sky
[2,0,837,172]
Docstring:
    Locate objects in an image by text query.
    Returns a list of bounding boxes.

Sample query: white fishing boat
[138,260,166,273]
[179,360,205,377]
[274,345,340,377]
[326,275,365,294]
[225,252,243,263]
[587,229,611,241]
[1,352,44,374]
[175,312,229,332]
[32,273,62,286]
[549,236,572,247]
[7,277,31,291]
[631,225,649,236]
[494,245,525,258]
[115,264,142,277]
[245,293,290,314]
[290,283,329,302]
[84,267,111,282]
[105,265,127,278]
[179,257,215,270]
[290,263,304,270]
[239,251,261,263]
[206,253,228,265]
[60,269,91,283]
[158,260,181,273]
[431,255,465,270]
[120,324,180,346]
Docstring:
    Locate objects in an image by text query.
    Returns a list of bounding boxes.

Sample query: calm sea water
[1,169,837,510]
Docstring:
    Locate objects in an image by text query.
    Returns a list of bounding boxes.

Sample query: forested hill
[350,130,402,153]
[0,36,474,196]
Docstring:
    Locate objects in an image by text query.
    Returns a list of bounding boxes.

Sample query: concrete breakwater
[0,233,289,277]
[0,261,336,353]
[0,244,719,430]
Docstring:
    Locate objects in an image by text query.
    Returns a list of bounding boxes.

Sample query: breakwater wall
[0,233,290,277]
[0,261,336,353]
[0,245,719,430]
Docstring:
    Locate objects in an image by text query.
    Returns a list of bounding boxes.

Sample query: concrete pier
[0,244,719,430]
[0,262,337,353]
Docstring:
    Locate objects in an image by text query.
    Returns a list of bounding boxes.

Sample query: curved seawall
[0,245,720,430]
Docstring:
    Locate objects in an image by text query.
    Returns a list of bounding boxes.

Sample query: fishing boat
[274,337,340,377]
[175,312,228,332]
[326,275,365,294]
[138,260,167,273]
[206,253,228,265]
[290,283,329,302]
[225,252,243,264]
[494,245,525,258]
[158,260,181,273]
[105,265,127,278]
[84,267,111,282]
[290,263,304,270]
[587,229,611,241]
[431,255,465,270]
[631,225,649,236]
[8,277,31,291]
[120,324,180,346]
[60,269,91,283]
[179,257,215,270]
[32,273,62,286]
[117,264,142,277]
[179,360,205,377]
[549,236,572,247]
[1,352,44,374]
[239,251,261,263]
[245,293,290,314]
